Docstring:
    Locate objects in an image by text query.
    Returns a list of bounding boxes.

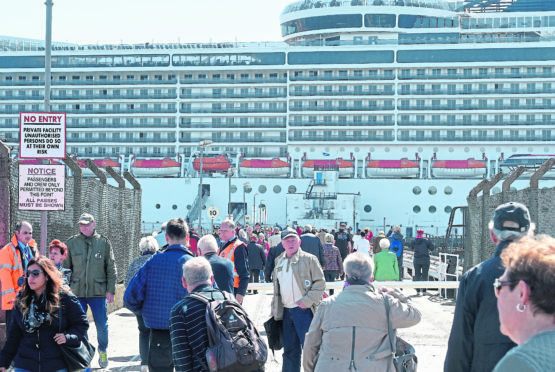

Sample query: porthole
[186,204,191,210]
[445,206,452,214]
[444,186,453,195]
[295,147,300,152]
[340,147,345,152]
[464,147,470,153]
[288,185,297,193]
[428,186,437,195]
[258,185,267,193]
[243,185,252,193]
[429,206,437,213]
[310,147,315,152]
[355,147,360,153]
[417,147,423,152]
[402,147,408,153]
[413,186,421,195]
[433,147,439,152]
[172,204,178,210]
[202,205,206,210]
[364,205,372,213]
[230,185,237,193]
[413,205,421,214]
[385,147,390,152]
[449,147,454,153]
[155,204,161,209]
[273,185,281,194]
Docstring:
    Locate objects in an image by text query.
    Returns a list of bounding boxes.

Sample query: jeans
[282,307,313,372]
[149,329,173,372]
[249,269,261,294]
[413,261,430,293]
[324,270,339,295]
[397,255,404,281]
[136,314,150,365]
[79,297,108,352]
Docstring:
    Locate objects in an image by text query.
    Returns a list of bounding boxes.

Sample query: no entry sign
[19,164,65,211]
[19,112,66,159]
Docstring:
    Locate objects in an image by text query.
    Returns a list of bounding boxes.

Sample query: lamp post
[242,182,250,226]
[253,193,259,224]
[228,167,236,216]
[197,140,213,233]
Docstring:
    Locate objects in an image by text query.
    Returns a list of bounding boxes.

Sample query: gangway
[186,184,210,223]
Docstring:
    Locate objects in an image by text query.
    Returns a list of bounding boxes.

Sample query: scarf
[23,294,52,333]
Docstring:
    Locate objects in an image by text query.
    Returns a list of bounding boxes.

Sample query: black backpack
[189,291,268,372]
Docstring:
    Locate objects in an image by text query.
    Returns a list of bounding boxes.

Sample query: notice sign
[19,164,65,211]
[19,112,66,159]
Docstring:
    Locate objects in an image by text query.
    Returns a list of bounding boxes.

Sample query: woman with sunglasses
[493,235,555,372]
[0,256,89,372]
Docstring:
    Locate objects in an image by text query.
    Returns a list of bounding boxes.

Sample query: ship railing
[403,251,461,298]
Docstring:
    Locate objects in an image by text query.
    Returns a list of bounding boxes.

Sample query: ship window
[429,206,437,214]
[413,206,421,214]
[281,14,362,36]
[364,14,395,28]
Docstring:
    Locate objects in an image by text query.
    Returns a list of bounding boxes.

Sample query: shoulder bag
[58,301,96,372]
[384,295,418,372]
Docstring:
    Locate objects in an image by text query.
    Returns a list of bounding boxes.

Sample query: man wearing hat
[65,213,117,369]
[271,228,325,372]
[444,202,534,372]
[301,224,325,267]
[409,228,434,295]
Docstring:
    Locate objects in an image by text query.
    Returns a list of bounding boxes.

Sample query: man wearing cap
[409,229,434,296]
[246,235,266,294]
[65,213,117,369]
[334,223,352,279]
[271,228,325,372]
[444,202,534,372]
[300,224,325,267]
[0,221,38,332]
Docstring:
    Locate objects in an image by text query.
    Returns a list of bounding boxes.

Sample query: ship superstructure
[1,0,555,232]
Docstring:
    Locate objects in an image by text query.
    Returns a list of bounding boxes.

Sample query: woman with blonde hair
[0,256,88,372]
[493,235,555,372]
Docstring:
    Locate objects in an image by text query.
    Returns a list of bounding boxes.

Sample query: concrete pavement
[86,287,455,371]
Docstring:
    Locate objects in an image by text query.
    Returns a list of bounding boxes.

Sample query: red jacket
[0,235,38,310]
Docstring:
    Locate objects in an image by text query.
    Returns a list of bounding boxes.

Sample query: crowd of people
[0,201,553,371]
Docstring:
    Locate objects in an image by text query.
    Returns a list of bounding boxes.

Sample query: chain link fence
[1,143,142,284]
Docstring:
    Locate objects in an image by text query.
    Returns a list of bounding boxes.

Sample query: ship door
[316,172,323,185]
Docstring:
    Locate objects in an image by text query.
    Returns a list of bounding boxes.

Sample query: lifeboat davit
[239,158,290,177]
[193,155,230,172]
[302,158,354,178]
[431,158,487,178]
[366,158,419,178]
[76,158,121,177]
[131,158,181,177]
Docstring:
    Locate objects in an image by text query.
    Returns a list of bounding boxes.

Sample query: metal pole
[243,186,246,226]
[41,0,53,256]
[198,146,204,234]
[228,169,232,215]
[253,193,258,224]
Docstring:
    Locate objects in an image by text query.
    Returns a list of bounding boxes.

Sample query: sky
[0,0,296,45]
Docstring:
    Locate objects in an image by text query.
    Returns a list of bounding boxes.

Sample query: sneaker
[98,350,108,368]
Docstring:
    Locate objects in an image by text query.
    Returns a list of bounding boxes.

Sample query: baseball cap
[78,213,95,225]
[304,224,312,231]
[493,202,531,233]
[281,228,299,240]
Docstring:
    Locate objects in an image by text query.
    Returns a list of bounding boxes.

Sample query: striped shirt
[169,285,225,372]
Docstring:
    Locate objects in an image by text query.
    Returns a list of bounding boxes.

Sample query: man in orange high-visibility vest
[218,219,250,304]
[0,221,38,331]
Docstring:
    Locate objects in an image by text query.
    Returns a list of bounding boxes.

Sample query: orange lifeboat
[302,158,354,178]
[192,155,230,172]
[366,158,419,178]
[75,158,121,177]
[239,158,290,177]
[131,157,181,177]
[431,158,486,178]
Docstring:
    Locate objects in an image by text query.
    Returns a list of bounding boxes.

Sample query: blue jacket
[124,244,194,330]
[444,239,517,372]
[203,252,234,294]
[0,292,89,371]
[389,233,405,257]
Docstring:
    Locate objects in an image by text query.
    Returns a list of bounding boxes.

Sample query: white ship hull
[240,167,290,177]
[131,167,181,177]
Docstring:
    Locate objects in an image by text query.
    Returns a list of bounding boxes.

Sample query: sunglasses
[26,269,43,278]
[493,278,512,297]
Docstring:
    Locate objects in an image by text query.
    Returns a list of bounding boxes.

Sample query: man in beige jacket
[271,228,325,372]
[303,253,421,372]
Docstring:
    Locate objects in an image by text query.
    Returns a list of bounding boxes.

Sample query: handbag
[384,296,418,372]
[263,316,283,352]
[58,303,96,372]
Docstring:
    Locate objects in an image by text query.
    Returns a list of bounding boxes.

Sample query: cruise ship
[2,0,555,234]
